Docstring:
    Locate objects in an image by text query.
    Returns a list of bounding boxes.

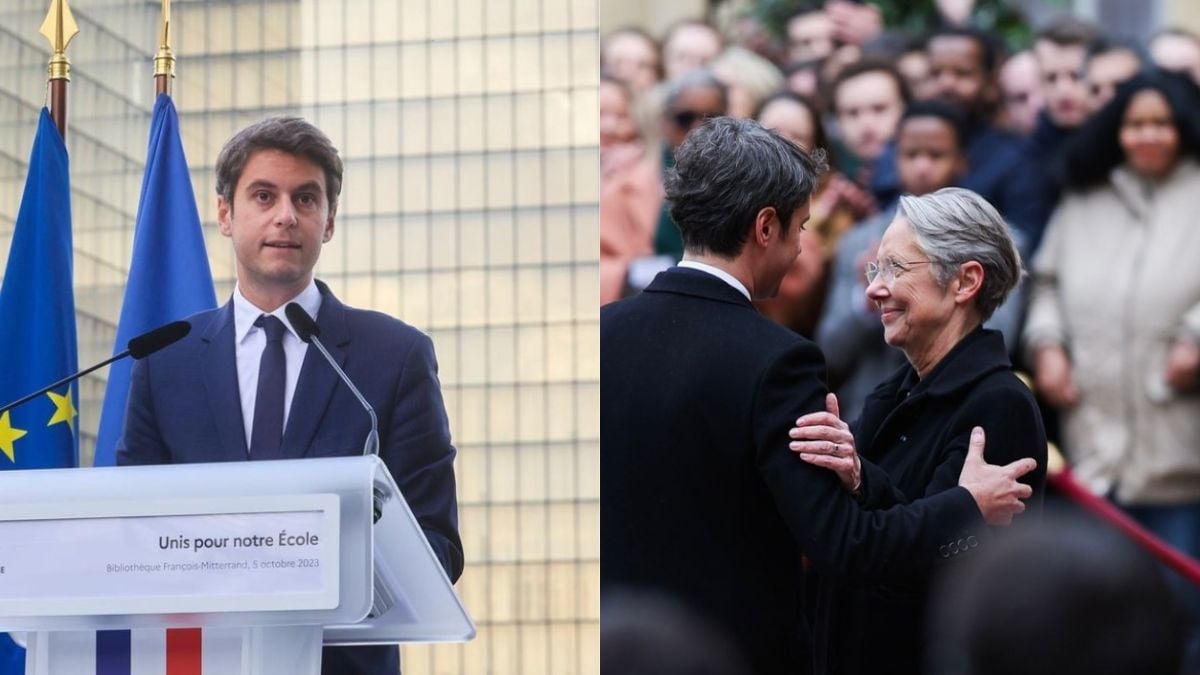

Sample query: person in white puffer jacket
[1024,68,1200,671]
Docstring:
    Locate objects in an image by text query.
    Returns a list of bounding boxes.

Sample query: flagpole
[39,0,78,139]
[154,0,175,96]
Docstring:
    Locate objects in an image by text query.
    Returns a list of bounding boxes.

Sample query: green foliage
[735,0,1071,54]
[744,0,818,41]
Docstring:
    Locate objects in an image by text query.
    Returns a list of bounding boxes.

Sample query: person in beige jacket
[1024,69,1200,669]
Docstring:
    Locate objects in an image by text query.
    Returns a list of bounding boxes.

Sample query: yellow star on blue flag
[46,390,76,433]
[0,412,27,463]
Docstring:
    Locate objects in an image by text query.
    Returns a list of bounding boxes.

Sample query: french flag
[29,628,242,674]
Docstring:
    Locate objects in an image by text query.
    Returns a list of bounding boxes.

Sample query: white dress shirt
[677,259,751,301]
[232,280,323,451]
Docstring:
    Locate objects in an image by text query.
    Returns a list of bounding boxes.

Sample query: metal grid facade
[0,1,599,673]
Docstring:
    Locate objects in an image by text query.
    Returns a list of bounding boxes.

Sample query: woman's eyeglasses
[865,258,933,285]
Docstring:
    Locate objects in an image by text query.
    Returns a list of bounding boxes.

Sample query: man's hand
[1165,338,1200,391]
[828,174,877,220]
[814,174,875,222]
[789,393,861,493]
[1034,344,1080,409]
[826,0,883,46]
[958,427,1037,526]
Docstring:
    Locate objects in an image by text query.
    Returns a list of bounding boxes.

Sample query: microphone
[0,320,191,415]
[285,303,380,457]
[128,320,191,359]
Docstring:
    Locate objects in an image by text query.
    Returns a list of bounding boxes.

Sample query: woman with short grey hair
[787,187,1046,675]
[898,187,1024,322]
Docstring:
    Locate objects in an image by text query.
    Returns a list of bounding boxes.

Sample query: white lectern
[0,456,474,674]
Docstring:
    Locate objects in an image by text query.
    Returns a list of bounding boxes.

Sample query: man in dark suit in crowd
[601,117,1036,675]
[117,117,462,675]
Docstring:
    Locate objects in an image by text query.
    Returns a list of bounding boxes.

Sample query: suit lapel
[200,302,249,461]
[282,283,350,458]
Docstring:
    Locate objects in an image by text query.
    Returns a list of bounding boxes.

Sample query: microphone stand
[305,337,380,456]
[284,303,384,522]
[0,350,130,415]
[304,336,385,522]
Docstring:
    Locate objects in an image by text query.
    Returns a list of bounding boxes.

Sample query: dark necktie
[250,314,286,459]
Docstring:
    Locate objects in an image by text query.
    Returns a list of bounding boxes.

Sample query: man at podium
[116,116,464,675]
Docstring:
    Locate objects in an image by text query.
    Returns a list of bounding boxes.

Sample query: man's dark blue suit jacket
[117,280,463,675]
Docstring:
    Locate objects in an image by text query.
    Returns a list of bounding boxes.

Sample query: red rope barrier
[1048,467,1200,586]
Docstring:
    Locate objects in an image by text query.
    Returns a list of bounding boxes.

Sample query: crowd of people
[600,2,1200,673]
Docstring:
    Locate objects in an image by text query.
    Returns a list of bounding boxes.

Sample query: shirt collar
[677,260,751,301]
[233,279,323,345]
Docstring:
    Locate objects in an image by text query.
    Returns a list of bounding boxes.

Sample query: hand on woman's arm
[789,393,861,493]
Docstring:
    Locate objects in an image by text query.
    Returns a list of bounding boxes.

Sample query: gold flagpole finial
[39,0,79,82]
[154,0,175,82]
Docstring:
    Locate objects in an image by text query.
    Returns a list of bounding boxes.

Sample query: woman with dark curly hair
[1024,68,1200,669]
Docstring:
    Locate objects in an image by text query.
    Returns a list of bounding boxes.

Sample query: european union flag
[0,108,78,469]
[93,93,216,467]
[0,108,78,673]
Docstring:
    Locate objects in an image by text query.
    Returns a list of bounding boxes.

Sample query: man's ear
[955,260,985,305]
[217,197,233,237]
[323,205,336,243]
[753,206,779,247]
